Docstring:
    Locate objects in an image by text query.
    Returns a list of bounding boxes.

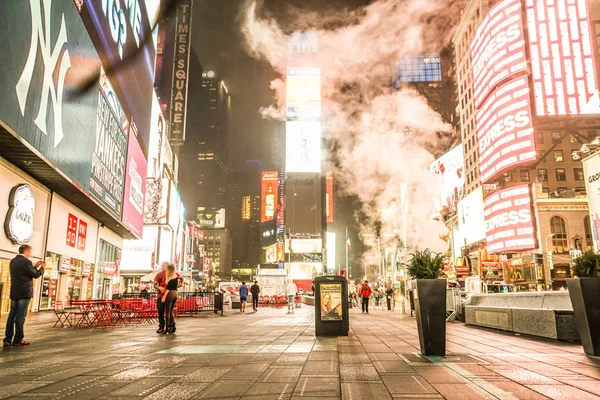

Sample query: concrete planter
[567,278,600,356]
[413,279,446,356]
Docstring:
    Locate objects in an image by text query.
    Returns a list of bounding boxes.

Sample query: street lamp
[545,234,555,289]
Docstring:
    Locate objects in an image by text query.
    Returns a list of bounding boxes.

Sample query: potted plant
[567,252,600,356]
[405,249,446,356]
[385,287,394,310]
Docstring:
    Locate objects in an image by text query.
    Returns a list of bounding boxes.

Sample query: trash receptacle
[214,292,223,315]
[315,276,349,336]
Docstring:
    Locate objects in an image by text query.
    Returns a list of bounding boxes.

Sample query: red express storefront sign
[484,184,536,254]
[471,0,528,107]
[477,76,536,183]
[526,0,598,116]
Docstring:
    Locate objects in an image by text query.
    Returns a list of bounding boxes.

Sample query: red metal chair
[53,301,71,328]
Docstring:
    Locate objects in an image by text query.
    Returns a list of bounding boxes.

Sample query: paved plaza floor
[0,304,599,399]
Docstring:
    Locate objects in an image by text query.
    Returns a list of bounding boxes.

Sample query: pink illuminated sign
[484,184,536,254]
[471,0,527,108]
[526,0,599,115]
[477,76,536,183]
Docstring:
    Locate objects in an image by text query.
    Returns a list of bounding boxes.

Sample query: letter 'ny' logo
[15,0,72,148]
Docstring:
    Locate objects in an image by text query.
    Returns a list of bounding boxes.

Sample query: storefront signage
[320,283,343,321]
[104,262,117,278]
[477,76,535,183]
[59,256,71,273]
[169,0,193,144]
[484,184,536,254]
[526,0,599,115]
[83,262,92,276]
[77,220,87,251]
[66,213,87,251]
[471,0,527,107]
[77,0,155,153]
[4,184,35,245]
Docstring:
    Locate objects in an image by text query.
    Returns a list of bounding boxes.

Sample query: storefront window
[584,216,593,252]
[93,239,121,299]
[41,252,93,307]
[0,259,11,313]
[551,216,568,253]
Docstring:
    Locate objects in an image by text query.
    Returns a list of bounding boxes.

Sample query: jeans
[288,295,295,312]
[252,295,259,310]
[157,298,166,329]
[362,297,369,313]
[164,292,178,331]
[4,298,31,344]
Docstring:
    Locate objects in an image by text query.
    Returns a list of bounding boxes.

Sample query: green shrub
[572,251,600,278]
[405,249,444,280]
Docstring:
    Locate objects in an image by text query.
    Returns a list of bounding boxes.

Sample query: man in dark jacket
[250,281,260,312]
[3,245,44,346]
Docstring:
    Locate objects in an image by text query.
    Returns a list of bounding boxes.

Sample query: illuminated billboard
[122,125,147,239]
[285,175,323,236]
[526,0,599,116]
[477,76,536,184]
[430,146,464,213]
[148,92,166,179]
[326,171,334,223]
[286,67,321,118]
[261,171,279,222]
[394,54,442,85]
[583,153,600,250]
[285,121,322,173]
[457,187,486,247]
[471,0,527,107]
[242,196,251,220]
[484,185,536,254]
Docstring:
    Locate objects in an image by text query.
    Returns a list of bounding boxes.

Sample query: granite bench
[465,292,579,341]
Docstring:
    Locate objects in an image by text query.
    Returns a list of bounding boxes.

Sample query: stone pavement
[0,304,599,400]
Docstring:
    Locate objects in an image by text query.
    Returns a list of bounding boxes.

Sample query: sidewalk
[0,305,598,399]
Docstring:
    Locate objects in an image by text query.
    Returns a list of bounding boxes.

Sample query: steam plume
[240,0,461,273]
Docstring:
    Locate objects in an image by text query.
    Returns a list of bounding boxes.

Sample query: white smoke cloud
[239,0,461,271]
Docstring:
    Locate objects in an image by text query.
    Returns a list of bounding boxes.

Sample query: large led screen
[471,0,527,108]
[286,67,321,118]
[430,146,465,213]
[526,0,599,115]
[285,121,321,173]
[457,187,486,247]
[484,184,536,254]
[477,76,536,184]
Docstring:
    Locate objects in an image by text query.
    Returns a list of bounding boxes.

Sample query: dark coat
[250,284,260,296]
[9,255,44,300]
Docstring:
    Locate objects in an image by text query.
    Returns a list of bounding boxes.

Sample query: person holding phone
[3,244,44,346]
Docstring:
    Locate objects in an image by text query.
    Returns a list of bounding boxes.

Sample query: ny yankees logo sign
[15,0,72,148]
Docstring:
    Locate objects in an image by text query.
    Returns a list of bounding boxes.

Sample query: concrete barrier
[465,292,579,341]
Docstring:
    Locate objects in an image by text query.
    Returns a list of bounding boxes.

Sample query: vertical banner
[169,0,193,144]
[122,124,148,239]
[326,171,334,223]
[583,153,600,251]
[261,171,279,222]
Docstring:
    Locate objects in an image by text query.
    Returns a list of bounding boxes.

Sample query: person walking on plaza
[239,282,249,313]
[161,264,179,334]
[3,245,44,346]
[360,280,372,314]
[286,280,298,314]
[250,280,260,312]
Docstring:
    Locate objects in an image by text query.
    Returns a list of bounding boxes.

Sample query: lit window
[553,150,564,162]
[574,168,584,181]
[555,169,566,181]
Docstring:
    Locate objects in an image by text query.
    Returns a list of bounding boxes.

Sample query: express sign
[477,76,536,183]
[484,184,536,254]
[526,0,599,115]
[471,0,527,108]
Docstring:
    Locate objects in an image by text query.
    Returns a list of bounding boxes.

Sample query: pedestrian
[161,264,179,334]
[239,282,248,313]
[3,245,44,346]
[350,291,358,308]
[360,280,372,314]
[285,280,298,314]
[250,280,260,311]
[154,262,181,333]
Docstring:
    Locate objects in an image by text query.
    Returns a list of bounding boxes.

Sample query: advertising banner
[261,171,279,222]
[285,121,322,173]
[484,184,536,254]
[526,0,599,116]
[285,174,323,236]
[242,196,252,220]
[326,171,334,223]
[122,124,148,239]
[394,54,442,85]
[0,1,132,224]
[286,238,322,254]
[169,0,193,144]
[583,153,600,250]
[168,182,185,231]
[148,92,166,179]
[471,0,527,107]
[430,146,464,213]
[286,67,321,118]
[457,186,486,247]
[197,207,226,228]
[477,76,536,183]
[120,238,155,272]
[77,0,156,154]
[261,219,277,248]
[320,283,343,321]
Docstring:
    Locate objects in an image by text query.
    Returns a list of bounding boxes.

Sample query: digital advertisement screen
[261,171,279,222]
[526,0,599,116]
[430,146,464,213]
[477,76,536,184]
[285,121,322,173]
[484,185,536,254]
[284,175,323,236]
[286,67,321,118]
[471,0,527,107]
[394,54,442,85]
[457,187,486,247]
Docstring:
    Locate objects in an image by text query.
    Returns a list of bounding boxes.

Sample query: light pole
[545,234,555,289]
[400,184,409,314]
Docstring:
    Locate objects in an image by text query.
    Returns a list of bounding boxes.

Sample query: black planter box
[567,278,600,356]
[413,279,446,356]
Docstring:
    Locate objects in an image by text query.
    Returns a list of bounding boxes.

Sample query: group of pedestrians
[236,279,298,314]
